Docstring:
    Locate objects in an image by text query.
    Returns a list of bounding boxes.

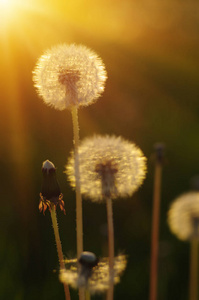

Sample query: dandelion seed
[168,192,199,241]
[66,135,147,202]
[39,160,65,214]
[33,44,107,110]
[59,254,127,294]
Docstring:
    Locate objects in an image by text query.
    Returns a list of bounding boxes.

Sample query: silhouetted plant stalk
[189,238,198,300]
[50,205,71,300]
[39,160,71,300]
[149,144,164,300]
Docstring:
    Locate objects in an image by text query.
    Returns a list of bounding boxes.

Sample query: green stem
[149,162,162,300]
[189,239,198,300]
[50,205,71,300]
[71,106,84,300]
[106,196,114,300]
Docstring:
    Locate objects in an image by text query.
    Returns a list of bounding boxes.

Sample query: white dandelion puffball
[168,192,199,241]
[33,44,107,110]
[66,135,147,201]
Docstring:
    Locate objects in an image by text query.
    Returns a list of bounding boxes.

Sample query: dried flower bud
[66,135,147,202]
[39,160,65,214]
[153,143,165,164]
[33,44,107,110]
[59,254,127,294]
[168,192,199,241]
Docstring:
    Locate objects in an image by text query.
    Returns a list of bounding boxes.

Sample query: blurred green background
[0,0,199,299]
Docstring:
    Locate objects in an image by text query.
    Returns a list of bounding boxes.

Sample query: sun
[0,0,15,10]
[0,0,8,5]
[0,0,19,24]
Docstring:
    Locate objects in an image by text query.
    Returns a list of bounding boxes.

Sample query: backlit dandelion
[168,192,199,241]
[33,44,107,273]
[33,44,107,110]
[66,135,147,202]
[66,135,146,300]
[168,191,199,300]
[59,253,127,295]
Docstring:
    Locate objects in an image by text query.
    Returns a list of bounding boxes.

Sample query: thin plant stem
[149,161,162,300]
[50,205,71,300]
[106,196,114,300]
[189,239,198,300]
[71,106,83,257]
[71,106,84,300]
[85,289,91,300]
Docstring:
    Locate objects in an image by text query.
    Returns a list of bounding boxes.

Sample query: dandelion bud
[78,252,98,287]
[39,160,65,214]
[33,44,107,110]
[66,135,147,202]
[41,160,61,199]
[153,143,165,164]
[168,192,199,241]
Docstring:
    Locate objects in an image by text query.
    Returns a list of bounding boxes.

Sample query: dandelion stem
[85,289,91,300]
[189,239,198,300]
[71,106,84,300]
[71,106,83,257]
[106,196,114,300]
[149,159,162,300]
[50,205,71,300]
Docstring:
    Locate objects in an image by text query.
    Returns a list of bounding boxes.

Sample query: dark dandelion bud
[154,143,165,164]
[39,160,65,214]
[41,160,61,199]
[78,251,98,287]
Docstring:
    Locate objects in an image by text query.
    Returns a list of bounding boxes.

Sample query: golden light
[0,0,25,30]
[0,0,11,6]
[0,0,18,16]
[0,0,7,5]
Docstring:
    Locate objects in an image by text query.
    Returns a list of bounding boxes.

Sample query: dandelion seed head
[33,44,107,110]
[66,135,147,201]
[59,254,127,294]
[168,192,199,241]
